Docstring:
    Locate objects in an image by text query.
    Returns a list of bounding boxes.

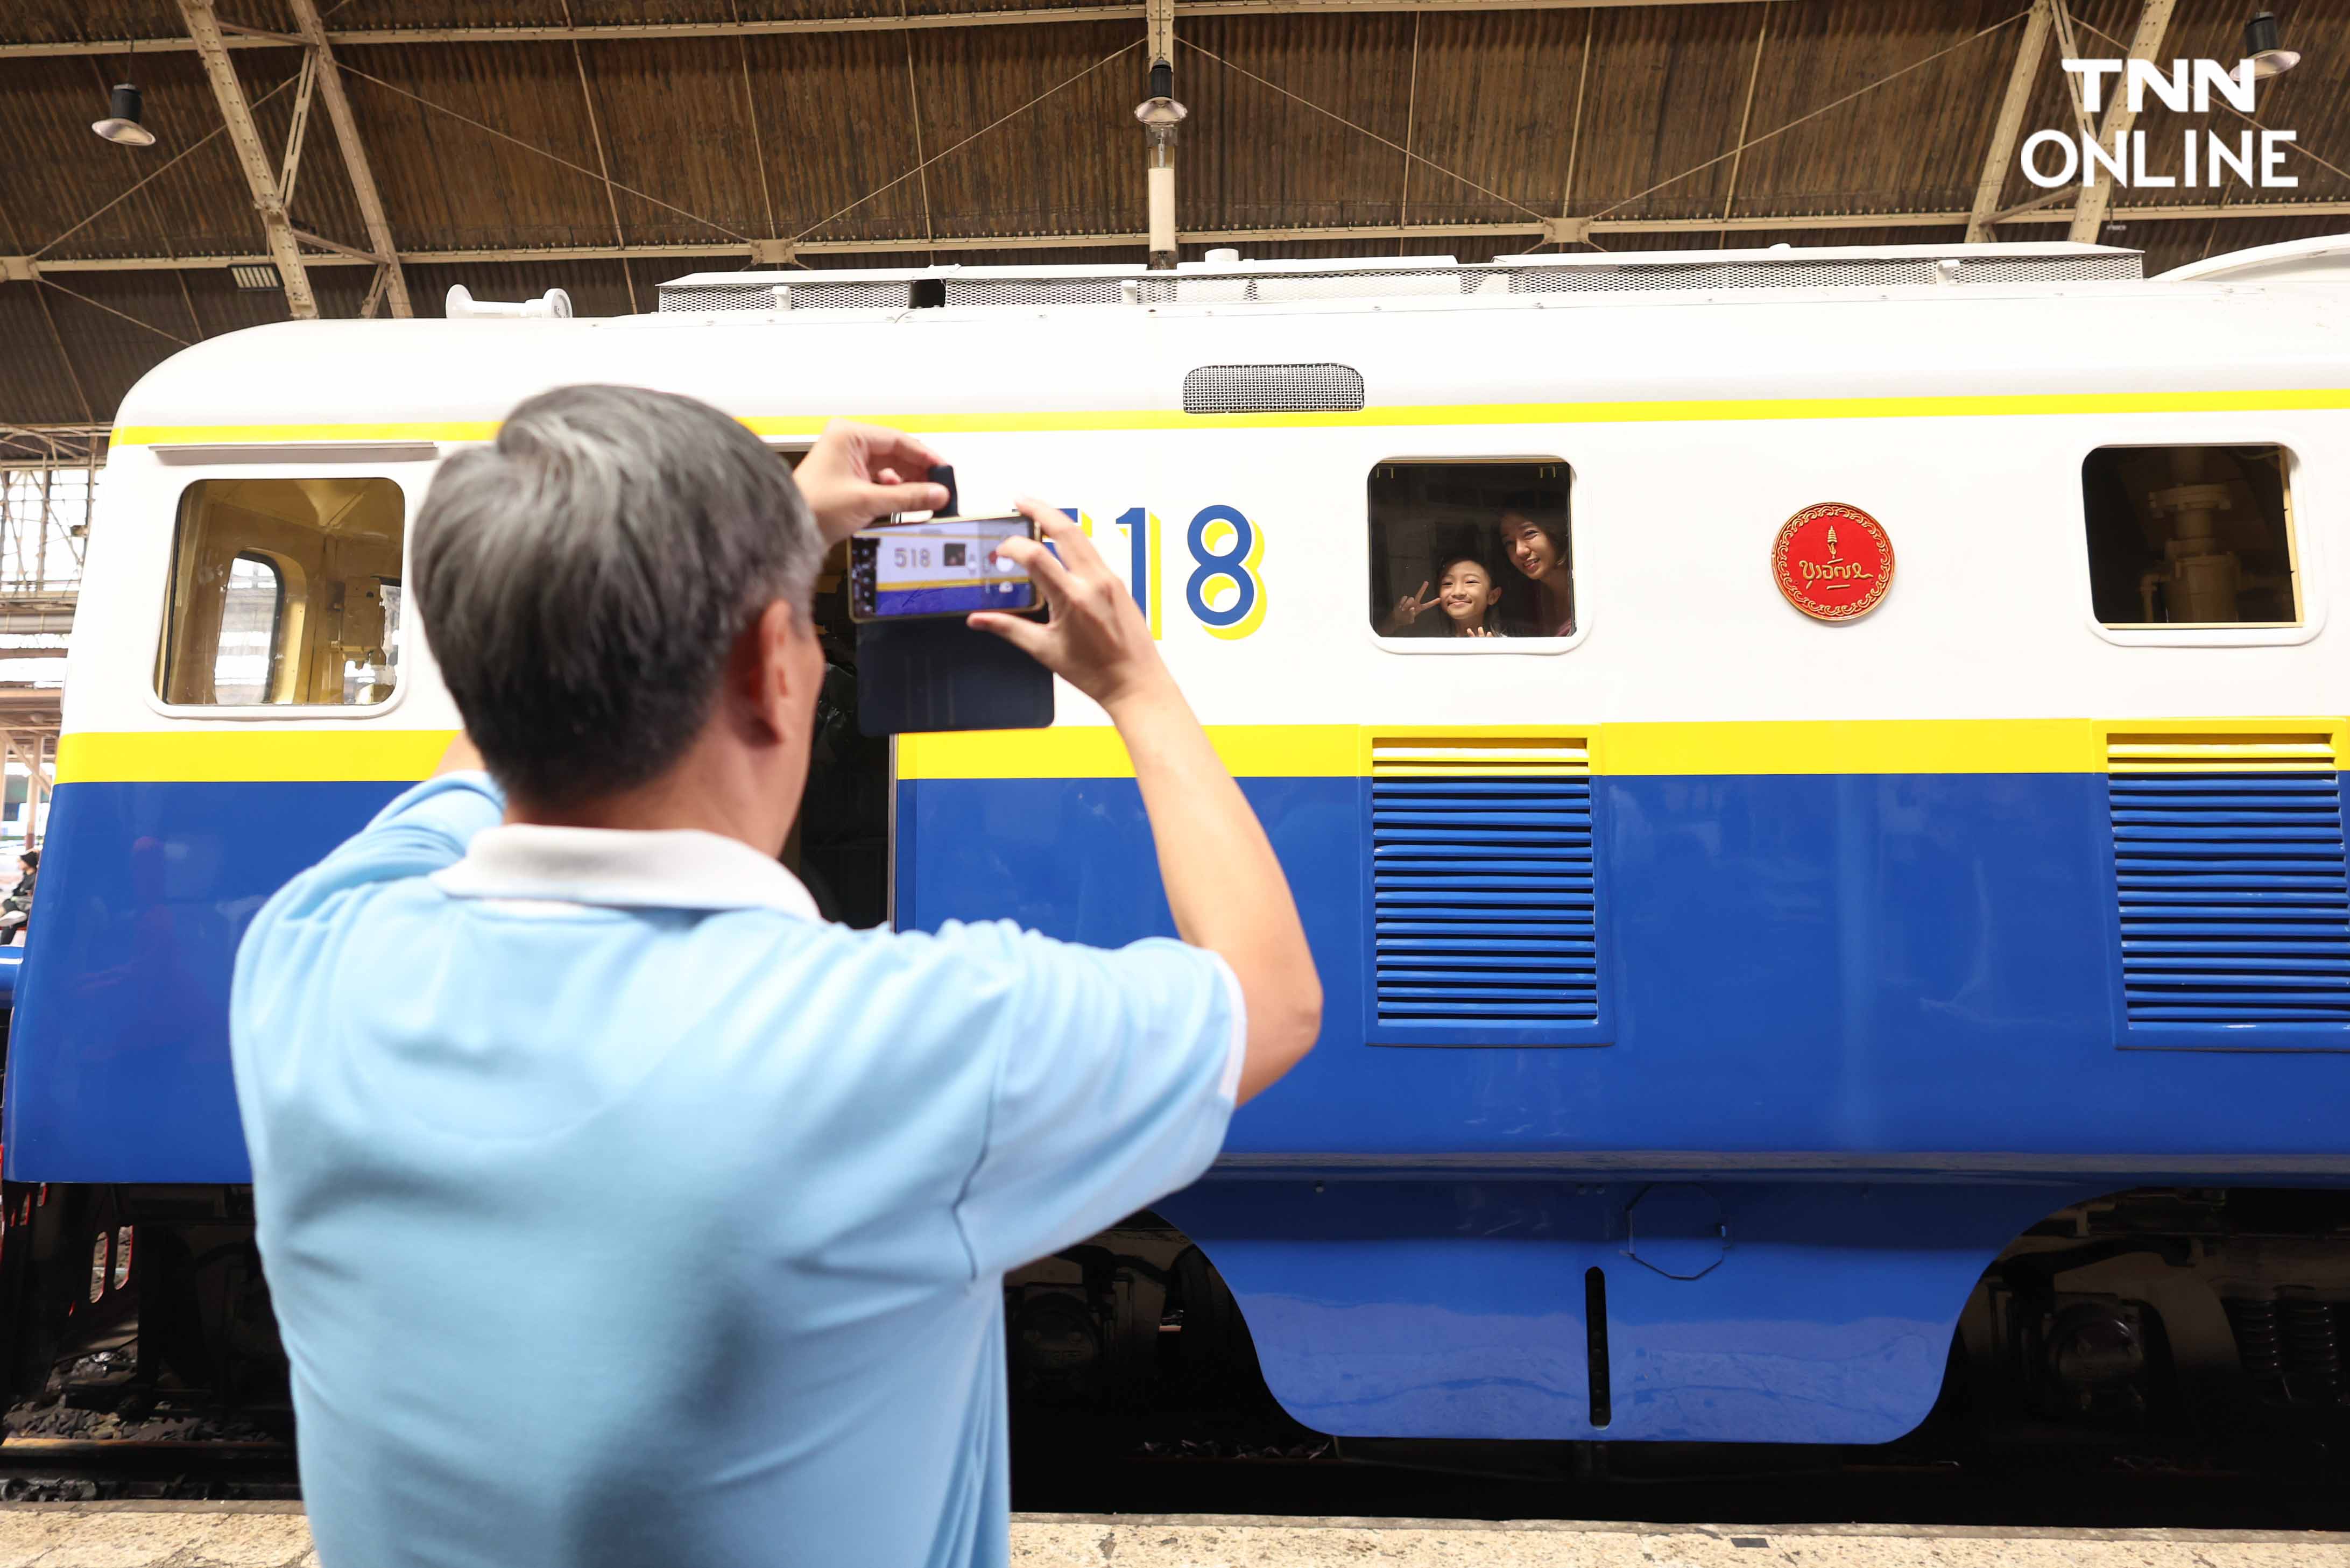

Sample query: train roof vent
[1184,363,1365,414]
[1496,244,2142,292]
[653,243,2141,313]
[2106,729,2350,1036]
[657,277,915,312]
[1371,735,1600,1034]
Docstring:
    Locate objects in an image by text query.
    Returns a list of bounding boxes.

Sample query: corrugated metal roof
[2,0,2346,425]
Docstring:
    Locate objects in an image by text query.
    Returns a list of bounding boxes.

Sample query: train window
[1368,460,1572,640]
[2082,444,2298,627]
[157,477,407,707]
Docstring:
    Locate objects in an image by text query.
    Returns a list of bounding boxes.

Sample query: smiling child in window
[1381,553,1508,638]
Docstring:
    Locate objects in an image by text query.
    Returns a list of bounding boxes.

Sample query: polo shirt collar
[432,824,822,920]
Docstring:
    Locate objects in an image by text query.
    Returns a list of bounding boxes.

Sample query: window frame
[1363,454,1589,656]
[145,469,421,722]
[2080,437,2325,650]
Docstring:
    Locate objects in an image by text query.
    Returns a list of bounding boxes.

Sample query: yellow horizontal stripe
[899,725,1359,781]
[909,720,2105,780]
[114,421,501,447]
[55,717,2350,785]
[58,729,458,785]
[1606,719,2094,777]
[109,387,2350,449]
[901,718,2349,780]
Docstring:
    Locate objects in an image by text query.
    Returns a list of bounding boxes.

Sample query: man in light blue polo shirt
[230,387,1322,1568]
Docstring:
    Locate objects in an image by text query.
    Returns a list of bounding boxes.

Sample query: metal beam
[359,264,394,319]
[0,608,73,635]
[1398,17,1421,225]
[558,0,639,313]
[1716,11,1770,242]
[285,0,413,317]
[291,227,384,263]
[177,0,316,319]
[17,200,2350,278]
[1965,0,2052,243]
[1146,0,1175,67]
[278,50,317,214]
[0,0,1783,56]
[2069,0,2175,244]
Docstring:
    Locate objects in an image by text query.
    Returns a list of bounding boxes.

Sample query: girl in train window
[1367,459,1571,641]
[1499,510,1573,638]
[1380,553,1508,638]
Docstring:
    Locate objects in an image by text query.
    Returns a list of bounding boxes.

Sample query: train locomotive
[5,234,2350,1459]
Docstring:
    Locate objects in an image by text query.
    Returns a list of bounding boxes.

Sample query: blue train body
[11,757,2348,1439]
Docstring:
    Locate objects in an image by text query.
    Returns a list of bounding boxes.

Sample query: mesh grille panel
[2109,734,2350,1029]
[1506,252,2141,293]
[655,251,2142,313]
[1184,363,1365,414]
[1372,737,1598,1030]
[654,250,2143,312]
[1373,776,1599,1026]
[657,280,913,312]
[943,277,1128,307]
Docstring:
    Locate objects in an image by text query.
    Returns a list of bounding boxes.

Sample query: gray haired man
[230,385,1322,1568]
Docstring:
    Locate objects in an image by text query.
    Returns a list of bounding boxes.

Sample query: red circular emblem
[1772,502,1894,622]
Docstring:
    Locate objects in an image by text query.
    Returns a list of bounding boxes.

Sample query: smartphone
[848,515,1039,622]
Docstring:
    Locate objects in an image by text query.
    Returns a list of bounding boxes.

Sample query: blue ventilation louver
[1372,739,1598,1026]
[2109,732,2350,1029]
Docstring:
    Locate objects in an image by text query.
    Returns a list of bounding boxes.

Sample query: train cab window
[2082,444,2298,627]
[157,477,407,707]
[1369,460,1572,640]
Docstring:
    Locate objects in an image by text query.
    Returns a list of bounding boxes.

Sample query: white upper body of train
[64,234,2350,778]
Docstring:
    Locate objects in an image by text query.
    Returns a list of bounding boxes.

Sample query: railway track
[0,1424,2342,1533]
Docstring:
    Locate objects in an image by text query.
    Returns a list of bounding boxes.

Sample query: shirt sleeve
[237,771,503,970]
[230,771,507,1175]
[331,772,505,879]
[945,923,1245,1278]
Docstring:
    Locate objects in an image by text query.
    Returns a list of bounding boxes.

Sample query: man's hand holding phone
[970,500,1171,714]
[793,420,951,543]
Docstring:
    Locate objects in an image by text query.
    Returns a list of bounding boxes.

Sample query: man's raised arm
[972,502,1322,1104]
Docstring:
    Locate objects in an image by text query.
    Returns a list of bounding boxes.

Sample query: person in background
[1381,554,1507,638]
[0,850,38,944]
[1499,510,1574,637]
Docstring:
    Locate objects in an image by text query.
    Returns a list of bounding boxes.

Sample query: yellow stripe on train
[900,721,2107,779]
[105,387,2350,448]
[57,730,460,786]
[53,719,2350,786]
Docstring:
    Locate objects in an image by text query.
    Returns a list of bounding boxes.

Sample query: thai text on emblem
[1773,503,1894,623]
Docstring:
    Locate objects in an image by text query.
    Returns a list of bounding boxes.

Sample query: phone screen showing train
[849,516,1039,621]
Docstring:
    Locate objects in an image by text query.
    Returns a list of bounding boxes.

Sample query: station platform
[0,1506,2344,1566]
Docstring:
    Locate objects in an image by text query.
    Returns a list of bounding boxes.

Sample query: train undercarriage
[4,1183,2341,1484]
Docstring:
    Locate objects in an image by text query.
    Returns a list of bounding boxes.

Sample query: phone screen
[850,516,1038,621]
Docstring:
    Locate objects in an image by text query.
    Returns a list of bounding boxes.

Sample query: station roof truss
[2,0,2347,427]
